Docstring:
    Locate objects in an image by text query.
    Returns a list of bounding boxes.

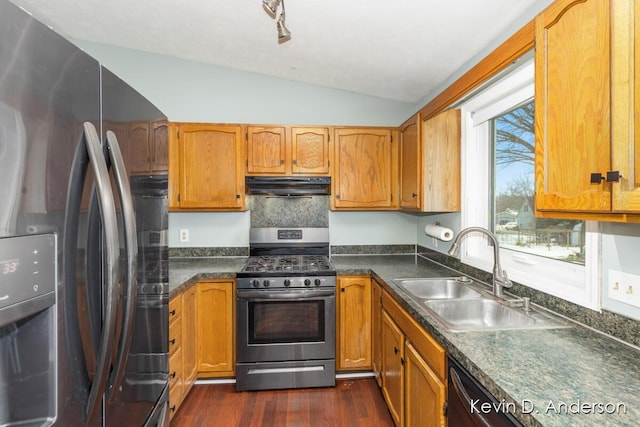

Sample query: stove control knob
[263,280,270,287]
[314,279,322,287]
[284,279,291,287]
[304,279,311,287]
[252,279,260,288]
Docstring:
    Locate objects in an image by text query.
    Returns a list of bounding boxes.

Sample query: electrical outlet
[608,269,640,308]
[179,229,190,243]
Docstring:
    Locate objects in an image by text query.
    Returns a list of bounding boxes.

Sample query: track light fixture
[262,0,291,43]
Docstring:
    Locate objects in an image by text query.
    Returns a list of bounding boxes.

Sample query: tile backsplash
[248,195,329,228]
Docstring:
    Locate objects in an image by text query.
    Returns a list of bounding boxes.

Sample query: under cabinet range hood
[246,176,331,196]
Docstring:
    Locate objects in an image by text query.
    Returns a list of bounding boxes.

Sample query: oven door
[236,288,335,363]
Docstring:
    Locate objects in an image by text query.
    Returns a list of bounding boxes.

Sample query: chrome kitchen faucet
[448,227,513,298]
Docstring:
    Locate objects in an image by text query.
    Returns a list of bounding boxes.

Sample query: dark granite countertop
[169,254,640,426]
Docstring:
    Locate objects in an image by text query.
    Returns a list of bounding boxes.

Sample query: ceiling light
[263,0,291,43]
[262,0,280,17]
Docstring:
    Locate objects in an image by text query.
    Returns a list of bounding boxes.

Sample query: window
[459,56,600,310]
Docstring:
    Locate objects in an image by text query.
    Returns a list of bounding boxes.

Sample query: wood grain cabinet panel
[150,119,169,173]
[291,127,331,174]
[404,342,446,427]
[332,128,396,209]
[182,286,198,390]
[381,310,404,427]
[535,0,640,220]
[197,281,235,377]
[175,124,244,210]
[128,121,151,175]
[246,126,288,174]
[422,109,461,212]
[399,114,421,210]
[336,276,372,371]
[371,279,383,387]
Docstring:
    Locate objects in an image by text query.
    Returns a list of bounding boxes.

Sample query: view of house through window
[491,101,585,265]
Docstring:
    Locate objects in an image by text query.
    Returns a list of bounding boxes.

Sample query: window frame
[458,58,601,310]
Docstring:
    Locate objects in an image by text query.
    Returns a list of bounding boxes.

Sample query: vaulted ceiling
[10,0,548,104]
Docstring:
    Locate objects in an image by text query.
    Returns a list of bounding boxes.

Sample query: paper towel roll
[424,224,454,241]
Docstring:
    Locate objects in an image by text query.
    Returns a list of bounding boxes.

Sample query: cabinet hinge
[177,193,180,202]
[328,160,331,167]
[176,130,179,139]
[245,132,248,140]
[246,159,248,167]
[443,401,448,416]
[390,135,393,143]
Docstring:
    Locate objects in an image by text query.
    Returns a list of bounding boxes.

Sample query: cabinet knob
[170,310,176,316]
[607,171,622,182]
[394,347,399,355]
[412,193,417,198]
[590,173,605,184]
[336,194,341,199]
[170,371,176,378]
[169,338,176,345]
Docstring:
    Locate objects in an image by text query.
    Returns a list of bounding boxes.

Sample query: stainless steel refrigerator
[0,0,169,425]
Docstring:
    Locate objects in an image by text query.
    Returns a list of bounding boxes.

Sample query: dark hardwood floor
[171,379,394,426]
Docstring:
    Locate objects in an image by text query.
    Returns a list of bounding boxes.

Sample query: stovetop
[239,255,335,275]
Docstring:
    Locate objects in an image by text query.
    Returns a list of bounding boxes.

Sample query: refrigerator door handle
[104,130,139,401]
[81,122,121,423]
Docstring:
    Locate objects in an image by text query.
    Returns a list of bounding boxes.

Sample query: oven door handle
[237,290,335,300]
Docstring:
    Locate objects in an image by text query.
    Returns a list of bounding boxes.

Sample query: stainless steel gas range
[235,227,336,391]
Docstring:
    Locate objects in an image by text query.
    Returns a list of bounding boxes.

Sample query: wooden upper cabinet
[399,114,422,210]
[245,125,331,176]
[129,121,151,175]
[150,119,169,173]
[332,127,397,210]
[535,0,640,219]
[246,126,287,174]
[175,123,245,210]
[291,127,331,174]
[422,109,461,212]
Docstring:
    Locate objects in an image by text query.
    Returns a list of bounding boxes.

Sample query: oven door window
[248,300,325,344]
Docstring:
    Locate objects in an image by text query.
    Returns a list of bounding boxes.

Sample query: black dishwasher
[448,356,523,427]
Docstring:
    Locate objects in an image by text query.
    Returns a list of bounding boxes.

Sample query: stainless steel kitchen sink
[393,277,484,300]
[423,298,570,332]
[392,277,570,332]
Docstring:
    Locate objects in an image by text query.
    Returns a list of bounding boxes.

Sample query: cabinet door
[399,114,422,210]
[381,310,404,427]
[168,346,184,420]
[246,126,287,174]
[611,0,640,211]
[178,124,244,209]
[535,0,612,212]
[422,109,461,212]
[371,279,383,387]
[150,119,168,173]
[182,286,198,389]
[333,128,395,209]
[129,121,151,175]
[337,276,372,370]
[291,127,331,175]
[197,281,235,377]
[405,342,446,427]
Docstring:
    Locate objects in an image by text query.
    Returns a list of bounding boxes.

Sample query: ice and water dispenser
[0,233,56,426]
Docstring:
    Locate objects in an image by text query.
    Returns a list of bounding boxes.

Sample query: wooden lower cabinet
[372,279,383,386]
[404,342,446,427]
[197,280,236,377]
[382,310,405,427]
[182,285,198,388]
[168,295,184,419]
[336,275,372,370]
[381,290,447,427]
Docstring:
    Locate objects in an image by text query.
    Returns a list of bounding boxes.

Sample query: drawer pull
[170,405,176,412]
[170,371,176,378]
[170,309,176,316]
[394,346,399,355]
[170,338,176,345]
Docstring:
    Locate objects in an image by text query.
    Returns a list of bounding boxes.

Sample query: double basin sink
[393,277,570,333]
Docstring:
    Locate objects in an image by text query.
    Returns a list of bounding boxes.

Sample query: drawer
[169,346,183,394]
[169,318,182,356]
[169,294,182,323]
